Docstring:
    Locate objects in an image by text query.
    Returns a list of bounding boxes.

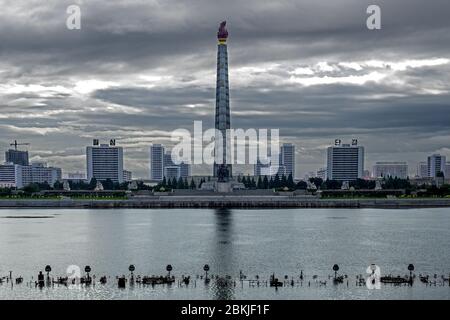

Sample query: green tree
[103,179,114,190]
[53,181,63,190]
[190,178,196,190]
[250,177,256,189]
[137,181,151,190]
[350,178,376,190]
[287,173,295,189]
[88,178,98,190]
[36,182,51,191]
[177,177,184,189]
[23,183,40,194]
[383,176,411,189]
[296,180,307,190]
[118,182,128,190]
[281,174,287,188]
[323,179,341,190]
[263,176,269,189]
[273,174,281,188]
[171,177,177,189]
[257,176,263,189]
[309,177,323,189]
[241,176,248,188]
[0,187,12,196]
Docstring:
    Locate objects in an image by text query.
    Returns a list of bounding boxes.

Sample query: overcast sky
[1,0,449,179]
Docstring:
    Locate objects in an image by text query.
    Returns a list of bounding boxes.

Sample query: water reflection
[211,208,235,300]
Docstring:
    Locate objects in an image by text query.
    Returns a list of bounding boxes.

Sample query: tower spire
[214,21,232,178]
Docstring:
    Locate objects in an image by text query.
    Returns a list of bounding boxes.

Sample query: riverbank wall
[1,196,450,209]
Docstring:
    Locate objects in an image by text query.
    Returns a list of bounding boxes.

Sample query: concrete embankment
[1,197,450,208]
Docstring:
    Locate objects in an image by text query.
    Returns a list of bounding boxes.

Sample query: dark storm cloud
[0,0,449,177]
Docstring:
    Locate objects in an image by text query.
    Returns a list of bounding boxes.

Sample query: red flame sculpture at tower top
[217,21,228,40]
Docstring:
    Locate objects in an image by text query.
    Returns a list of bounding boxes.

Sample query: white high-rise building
[326,140,364,181]
[0,163,23,188]
[372,162,408,179]
[446,162,450,178]
[280,143,295,178]
[417,162,428,178]
[150,144,165,181]
[87,142,124,183]
[427,154,446,177]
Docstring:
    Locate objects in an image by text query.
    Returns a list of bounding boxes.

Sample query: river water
[0,208,449,300]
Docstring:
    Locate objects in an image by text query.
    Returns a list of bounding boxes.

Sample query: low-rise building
[22,162,62,186]
[123,170,132,182]
[372,161,408,179]
[164,166,181,180]
[0,163,23,188]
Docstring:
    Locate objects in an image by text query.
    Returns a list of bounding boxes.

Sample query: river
[0,208,449,299]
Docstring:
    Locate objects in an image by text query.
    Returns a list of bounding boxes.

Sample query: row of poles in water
[1,263,449,289]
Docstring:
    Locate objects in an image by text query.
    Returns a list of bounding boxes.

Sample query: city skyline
[4,137,450,183]
[1,1,450,178]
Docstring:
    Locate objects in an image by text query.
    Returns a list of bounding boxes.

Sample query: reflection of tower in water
[211,208,235,300]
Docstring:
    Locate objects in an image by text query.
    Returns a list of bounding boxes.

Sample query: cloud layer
[0,0,449,178]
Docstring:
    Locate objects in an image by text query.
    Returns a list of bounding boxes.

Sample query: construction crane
[10,140,30,151]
